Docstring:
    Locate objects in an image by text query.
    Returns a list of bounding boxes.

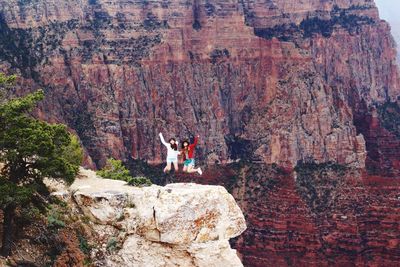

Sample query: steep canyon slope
[173,162,400,266]
[1,0,398,172]
[0,0,400,266]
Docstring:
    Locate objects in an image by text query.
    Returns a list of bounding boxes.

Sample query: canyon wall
[172,163,400,266]
[1,1,400,266]
[1,0,398,173]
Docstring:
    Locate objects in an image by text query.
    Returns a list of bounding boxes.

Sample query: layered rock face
[1,1,400,266]
[52,169,246,267]
[173,163,400,267]
[1,0,398,172]
[236,166,400,266]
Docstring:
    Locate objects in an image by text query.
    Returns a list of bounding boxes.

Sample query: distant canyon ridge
[0,0,399,175]
[1,1,400,266]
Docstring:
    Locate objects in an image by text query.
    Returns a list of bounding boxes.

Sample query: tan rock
[54,169,246,266]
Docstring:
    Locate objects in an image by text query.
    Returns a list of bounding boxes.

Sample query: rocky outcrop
[52,169,246,267]
[354,103,400,176]
[0,0,398,172]
[173,163,400,267]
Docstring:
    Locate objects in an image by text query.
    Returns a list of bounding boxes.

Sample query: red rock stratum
[0,0,399,266]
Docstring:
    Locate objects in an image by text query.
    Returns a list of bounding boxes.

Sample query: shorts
[167,158,178,164]
[184,159,195,167]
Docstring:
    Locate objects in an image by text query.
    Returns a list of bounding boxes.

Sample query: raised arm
[191,135,199,147]
[159,132,168,147]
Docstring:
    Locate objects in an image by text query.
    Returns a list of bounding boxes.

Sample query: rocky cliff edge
[49,168,247,267]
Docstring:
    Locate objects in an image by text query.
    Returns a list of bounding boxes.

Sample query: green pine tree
[0,74,83,256]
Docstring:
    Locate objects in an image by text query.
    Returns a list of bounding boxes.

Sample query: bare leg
[164,162,172,173]
[183,165,188,173]
[187,165,202,175]
[173,161,179,172]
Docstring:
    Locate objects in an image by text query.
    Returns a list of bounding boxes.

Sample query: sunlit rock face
[0,0,398,172]
[53,170,246,267]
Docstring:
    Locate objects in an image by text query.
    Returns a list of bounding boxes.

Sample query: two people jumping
[159,132,203,175]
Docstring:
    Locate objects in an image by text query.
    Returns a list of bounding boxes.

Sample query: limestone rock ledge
[52,169,247,267]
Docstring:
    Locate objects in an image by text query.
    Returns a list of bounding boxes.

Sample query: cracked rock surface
[55,168,246,267]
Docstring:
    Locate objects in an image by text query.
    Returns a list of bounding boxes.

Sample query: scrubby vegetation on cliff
[97,158,152,186]
[0,74,83,259]
[0,198,91,266]
[377,100,400,139]
[254,6,375,42]
[0,15,78,78]
[0,8,162,78]
[294,161,349,214]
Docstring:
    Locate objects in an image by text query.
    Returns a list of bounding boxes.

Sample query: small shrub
[61,134,84,175]
[77,233,91,255]
[192,20,201,30]
[47,205,65,229]
[143,12,167,30]
[205,3,215,16]
[377,101,400,139]
[127,201,135,208]
[81,215,91,224]
[20,206,41,222]
[49,195,68,207]
[210,48,230,63]
[97,158,152,186]
[106,237,118,252]
[126,158,166,185]
[127,176,152,187]
[97,158,132,181]
[0,73,16,88]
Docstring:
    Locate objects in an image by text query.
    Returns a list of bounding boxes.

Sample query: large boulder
[57,169,247,267]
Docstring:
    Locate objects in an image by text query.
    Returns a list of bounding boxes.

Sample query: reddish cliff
[0,0,399,266]
[172,163,400,267]
[2,0,397,171]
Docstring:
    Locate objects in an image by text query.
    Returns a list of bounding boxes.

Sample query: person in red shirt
[181,135,203,175]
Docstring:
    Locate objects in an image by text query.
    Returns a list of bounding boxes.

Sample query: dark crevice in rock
[224,135,253,161]
[192,0,202,31]
[153,189,161,241]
